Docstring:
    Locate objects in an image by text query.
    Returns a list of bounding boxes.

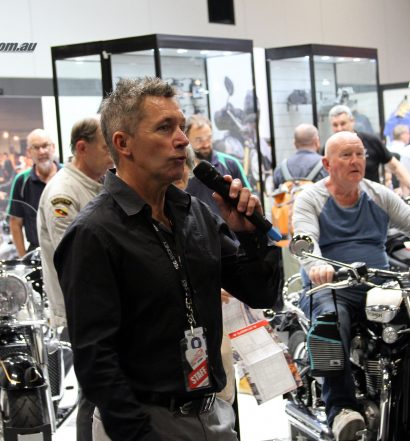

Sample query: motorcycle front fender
[0,352,46,390]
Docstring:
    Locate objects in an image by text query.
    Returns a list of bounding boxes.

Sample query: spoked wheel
[282,273,303,306]
[288,330,307,362]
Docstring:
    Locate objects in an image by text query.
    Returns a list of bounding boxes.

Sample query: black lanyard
[151,220,197,333]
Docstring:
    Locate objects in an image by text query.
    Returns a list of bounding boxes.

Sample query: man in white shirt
[37,115,113,441]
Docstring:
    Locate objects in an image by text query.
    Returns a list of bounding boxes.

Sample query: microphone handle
[203,173,277,236]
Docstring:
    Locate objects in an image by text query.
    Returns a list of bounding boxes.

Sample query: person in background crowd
[273,123,327,188]
[293,131,410,441]
[37,116,113,441]
[8,129,59,256]
[185,114,251,215]
[0,152,16,210]
[388,124,410,174]
[54,77,282,441]
[328,105,410,195]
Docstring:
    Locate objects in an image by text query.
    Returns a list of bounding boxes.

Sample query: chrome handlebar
[290,234,410,297]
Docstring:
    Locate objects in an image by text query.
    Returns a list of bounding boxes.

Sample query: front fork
[377,357,397,441]
[30,325,56,433]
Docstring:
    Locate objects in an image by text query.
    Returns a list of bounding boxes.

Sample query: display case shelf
[265,44,382,167]
[52,34,269,203]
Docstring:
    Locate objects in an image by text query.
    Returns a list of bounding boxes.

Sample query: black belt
[136,392,216,414]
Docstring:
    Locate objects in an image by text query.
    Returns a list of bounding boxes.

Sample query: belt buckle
[179,401,192,415]
[200,393,215,414]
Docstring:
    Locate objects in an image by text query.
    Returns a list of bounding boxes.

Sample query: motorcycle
[213,76,274,197]
[276,235,410,441]
[0,249,77,440]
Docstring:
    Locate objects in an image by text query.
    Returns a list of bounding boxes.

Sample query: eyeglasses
[30,142,53,151]
[192,135,212,145]
[338,149,367,160]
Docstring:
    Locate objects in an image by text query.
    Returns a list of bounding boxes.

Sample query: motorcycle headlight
[382,326,399,344]
[0,274,28,316]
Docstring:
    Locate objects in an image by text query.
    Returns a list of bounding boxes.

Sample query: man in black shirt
[8,129,59,256]
[328,105,410,194]
[54,78,281,441]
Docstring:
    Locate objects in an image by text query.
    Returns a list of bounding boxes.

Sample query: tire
[4,389,48,428]
[288,330,312,407]
[288,330,307,363]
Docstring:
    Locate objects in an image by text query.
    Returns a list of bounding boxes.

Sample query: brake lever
[305,278,359,297]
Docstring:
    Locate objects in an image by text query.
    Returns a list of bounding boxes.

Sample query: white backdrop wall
[0,0,410,84]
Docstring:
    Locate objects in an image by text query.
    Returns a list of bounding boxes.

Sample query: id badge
[180,326,211,392]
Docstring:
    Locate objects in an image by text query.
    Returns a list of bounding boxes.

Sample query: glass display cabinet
[52,34,269,204]
[380,82,410,146]
[265,44,382,166]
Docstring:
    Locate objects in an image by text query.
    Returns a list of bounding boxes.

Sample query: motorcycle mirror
[289,235,314,258]
[224,76,234,96]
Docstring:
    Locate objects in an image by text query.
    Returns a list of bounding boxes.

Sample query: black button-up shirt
[54,171,281,441]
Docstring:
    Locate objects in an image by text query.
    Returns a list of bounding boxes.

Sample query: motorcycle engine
[351,334,366,367]
[351,332,381,398]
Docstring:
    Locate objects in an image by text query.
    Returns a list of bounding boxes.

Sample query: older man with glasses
[8,128,60,256]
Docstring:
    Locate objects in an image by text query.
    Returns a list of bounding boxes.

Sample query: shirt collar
[295,149,317,155]
[210,150,219,166]
[104,170,191,217]
[65,162,103,192]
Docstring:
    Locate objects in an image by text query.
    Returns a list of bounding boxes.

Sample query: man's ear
[75,140,87,155]
[322,157,330,171]
[112,132,131,158]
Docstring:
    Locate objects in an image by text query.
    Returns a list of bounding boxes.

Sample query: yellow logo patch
[54,207,69,217]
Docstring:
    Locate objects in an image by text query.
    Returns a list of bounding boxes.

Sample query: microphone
[193,161,282,241]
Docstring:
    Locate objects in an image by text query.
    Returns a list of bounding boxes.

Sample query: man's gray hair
[100,77,176,164]
[185,114,212,137]
[70,116,101,155]
[328,104,353,120]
